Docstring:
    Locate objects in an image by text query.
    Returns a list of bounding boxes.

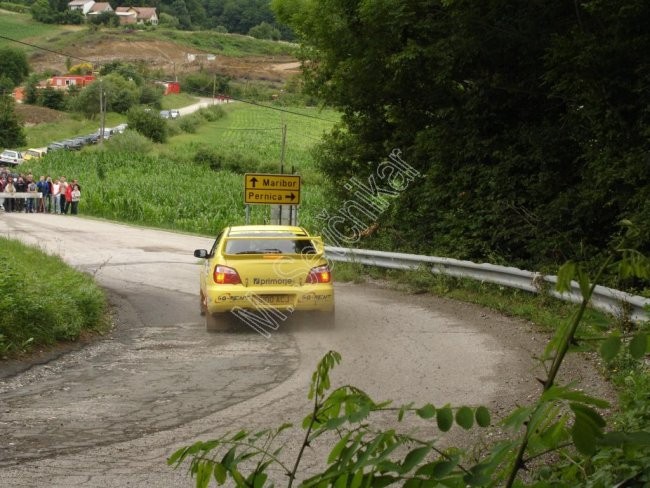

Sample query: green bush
[102,130,153,154]
[178,114,200,133]
[0,238,107,355]
[126,106,168,143]
[193,145,223,170]
[0,2,30,13]
[197,105,225,122]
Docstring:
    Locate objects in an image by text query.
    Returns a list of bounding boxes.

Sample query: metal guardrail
[325,246,650,323]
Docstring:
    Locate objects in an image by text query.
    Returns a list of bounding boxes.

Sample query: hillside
[1,11,300,83]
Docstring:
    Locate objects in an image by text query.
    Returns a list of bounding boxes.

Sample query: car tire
[199,291,206,316]
[206,312,231,332]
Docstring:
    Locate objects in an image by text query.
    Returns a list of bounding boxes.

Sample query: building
[68,0,96,15]
[115,6,158,25]
[156,81,180,95]
[87,2,114,16]
[48,75,96,89]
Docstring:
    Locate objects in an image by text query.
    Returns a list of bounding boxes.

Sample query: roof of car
[227,225,309,236]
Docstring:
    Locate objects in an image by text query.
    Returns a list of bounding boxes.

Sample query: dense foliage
[0,237,107,355]
[0,95,26,147]
[0,47,29,87]
[30,0,84,24]
[127,106,168,142]
[274,0,650,278]
[22,0,291,38]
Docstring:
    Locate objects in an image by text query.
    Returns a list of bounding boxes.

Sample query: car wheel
[199,291,206,316]
[205,312,231,332]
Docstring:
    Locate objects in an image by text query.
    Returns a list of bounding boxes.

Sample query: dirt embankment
[15,104,66,125]
[28,38,301,83]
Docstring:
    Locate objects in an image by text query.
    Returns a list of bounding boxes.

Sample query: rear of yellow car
[195,226,335,331]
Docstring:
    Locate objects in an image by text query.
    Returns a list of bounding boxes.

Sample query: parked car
[170,109,180,119]
[23,148,48,161]
[82,133,100,144]
[47,142,66,152]
[97,128,114,140]
[0,149,24,166]
[61,139,83,150]
[193,225,335,331]
[159,110,171,119]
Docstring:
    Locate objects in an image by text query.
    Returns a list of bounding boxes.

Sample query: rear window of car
[224,237,317,255]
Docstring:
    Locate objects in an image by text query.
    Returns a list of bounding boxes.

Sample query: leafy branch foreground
[170,237,650,487]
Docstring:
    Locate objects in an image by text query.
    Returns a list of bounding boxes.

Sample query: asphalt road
[0,214,603,487]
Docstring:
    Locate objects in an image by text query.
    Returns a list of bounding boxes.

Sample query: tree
[168,0,192,30]
[139,84,164,108]
[89,10,118,26]
[68,63,93,75]
[39,86,66,110]
[0,75,14,95]
[31,0,58,23]
[24,76,40,104]
[71,73,140,118]
[273,0,650,273]
[0,48,29,87]
[248,21,281,40]
[127,106,168,143]
[0,95,26,148]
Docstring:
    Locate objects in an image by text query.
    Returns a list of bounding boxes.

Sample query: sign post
[244,173,301,206]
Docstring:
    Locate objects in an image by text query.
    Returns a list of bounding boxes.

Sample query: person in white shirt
[52,179,61,215]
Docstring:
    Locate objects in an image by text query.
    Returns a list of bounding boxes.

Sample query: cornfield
[26,150,328,236]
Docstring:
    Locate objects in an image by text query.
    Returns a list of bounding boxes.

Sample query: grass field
[147,29,297,57]
[0,9,69,47]
[160,93,199,110]
[164,102,339,179]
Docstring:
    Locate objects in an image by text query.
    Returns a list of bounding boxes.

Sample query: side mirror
[194,249,208,258]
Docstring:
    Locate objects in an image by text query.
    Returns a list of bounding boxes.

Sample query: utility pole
[99,79,105,145]
[213,74,216,105]
[276,123,288,225]
[280,123,287,174]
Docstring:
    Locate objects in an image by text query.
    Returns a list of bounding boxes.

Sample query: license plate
[260,295,291,305]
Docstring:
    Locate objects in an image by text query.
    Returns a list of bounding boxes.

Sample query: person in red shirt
[63,181,73,214]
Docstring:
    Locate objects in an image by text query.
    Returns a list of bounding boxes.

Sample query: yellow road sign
[244,173,301,205]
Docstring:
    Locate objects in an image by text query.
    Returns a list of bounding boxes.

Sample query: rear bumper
[205,283,334,314]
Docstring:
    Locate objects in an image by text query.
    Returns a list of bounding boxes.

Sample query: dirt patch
[15,104,66,125]
[28,38,300,83]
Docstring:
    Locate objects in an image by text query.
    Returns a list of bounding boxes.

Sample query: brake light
[213,265,242,285]
[307,265,331,284]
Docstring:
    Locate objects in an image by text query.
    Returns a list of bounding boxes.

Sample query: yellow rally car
[194,225,335,332]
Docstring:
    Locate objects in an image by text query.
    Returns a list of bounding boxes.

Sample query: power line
[0,35,96,65]
[0,33,339,123]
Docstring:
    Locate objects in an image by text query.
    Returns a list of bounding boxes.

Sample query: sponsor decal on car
[252,277,294,285]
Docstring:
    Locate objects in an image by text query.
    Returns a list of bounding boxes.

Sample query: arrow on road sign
[250,177,258,188]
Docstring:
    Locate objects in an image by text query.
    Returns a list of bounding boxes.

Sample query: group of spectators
[0,169,82,215]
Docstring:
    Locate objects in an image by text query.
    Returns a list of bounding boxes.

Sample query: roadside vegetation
[24,111,123,148]
[0,237,108,357]
[23,103,335,233]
